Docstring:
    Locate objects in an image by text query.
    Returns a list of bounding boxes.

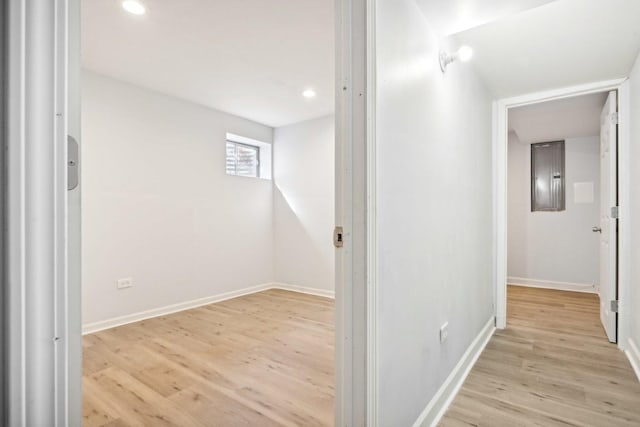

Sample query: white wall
[507,134,600,291]
[376,0,494,425]
[628,52,640,368]
[82,71,274,325]
[273,116,335,293]
[506,132,529,280]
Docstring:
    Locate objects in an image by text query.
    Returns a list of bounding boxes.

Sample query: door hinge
[611,112,619,124]
[333,226,344,248]
[611,206,619,219]
[611,300,619,313]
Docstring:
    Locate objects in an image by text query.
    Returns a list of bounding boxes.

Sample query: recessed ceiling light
[302,89,316,98]
[122,0,146,15]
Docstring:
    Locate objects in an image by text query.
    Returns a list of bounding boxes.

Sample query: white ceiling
[415,0,556,37]
[453,0,640,98]
[508,92,607,144]
[83,0,640,126]
[82,0,334,128]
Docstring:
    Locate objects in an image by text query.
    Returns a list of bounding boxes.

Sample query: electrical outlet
[116,277,133,289]
[440,322,449,343]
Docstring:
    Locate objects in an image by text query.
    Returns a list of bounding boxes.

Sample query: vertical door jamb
[335,0,369,425]
[0,0,6,421]
[67,0,82,423]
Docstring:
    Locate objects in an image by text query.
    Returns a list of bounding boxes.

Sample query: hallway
[440,286,640,426]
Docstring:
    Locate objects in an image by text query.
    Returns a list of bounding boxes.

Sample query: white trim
[54,1,70,423]
[494,78,628,331]
[335,1,351,424]
[366,0,378,424]
[493,97,507,329]
[67,0,83,421]
[617,81,632,351]
[6,0,28,422]
[413,317,496,427]
[492,100,500,328]
[271,283,335,299]
[7,0,70,424]
[82,283,334,335]
[335,0,368,425]
[82,283,270,334]
[496,79,625,110]
[625,338,640,382]
[507,277,596,294]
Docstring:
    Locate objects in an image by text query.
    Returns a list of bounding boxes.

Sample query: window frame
[225,139,261,178]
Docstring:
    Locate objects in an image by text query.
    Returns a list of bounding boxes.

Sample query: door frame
[493,77,632,351]
[335,0,375,425]
[5,0,74,425]
[7,0,373,425]
[1,0,6,422]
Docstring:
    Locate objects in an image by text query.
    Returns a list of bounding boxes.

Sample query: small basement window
[531,140,565,212]
[225,133,272,180]
[226,140,259,177]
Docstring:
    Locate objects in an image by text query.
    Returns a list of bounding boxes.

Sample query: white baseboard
[626,338,640,382]
[271,282,335,299]
[413,317,496,427]
[82,283,272,335]
[507,277,596,294]
[82,282,334,335]
[496,314,507,330]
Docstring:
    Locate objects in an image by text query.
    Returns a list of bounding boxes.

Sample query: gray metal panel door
[531,141,565,211]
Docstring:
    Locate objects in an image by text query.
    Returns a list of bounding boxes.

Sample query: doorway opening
[505,90,617,342]
[80,0,337,425]
[472,82,640,425]
[494,79,631,343]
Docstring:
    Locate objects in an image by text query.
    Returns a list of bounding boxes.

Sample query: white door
[599,90,618,343]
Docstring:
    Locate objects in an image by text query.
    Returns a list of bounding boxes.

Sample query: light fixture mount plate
[439,51,451,73]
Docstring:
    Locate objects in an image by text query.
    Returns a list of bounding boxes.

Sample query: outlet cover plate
[117,277,133,289]
[440,322,449,343]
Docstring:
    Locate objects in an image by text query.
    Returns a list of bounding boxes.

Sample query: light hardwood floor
[82,289,335,427]
[440,285,640,426]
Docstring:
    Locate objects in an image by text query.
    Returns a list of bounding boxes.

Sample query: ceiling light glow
[122,0,146,15]
[302,89,317,98]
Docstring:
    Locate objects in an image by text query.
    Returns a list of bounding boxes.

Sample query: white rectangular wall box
[574,181,595,204]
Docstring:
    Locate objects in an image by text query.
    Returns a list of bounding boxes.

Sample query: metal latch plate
[68,135,79,191]
[333,226,344,248]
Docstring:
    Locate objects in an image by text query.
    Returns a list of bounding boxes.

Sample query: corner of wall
[626,338,640,382]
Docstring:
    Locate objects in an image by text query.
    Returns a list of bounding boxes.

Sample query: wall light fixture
[439,45,473,73]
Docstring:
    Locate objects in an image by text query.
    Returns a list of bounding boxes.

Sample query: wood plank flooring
[82,289,335,427]
[440,285,640,427]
